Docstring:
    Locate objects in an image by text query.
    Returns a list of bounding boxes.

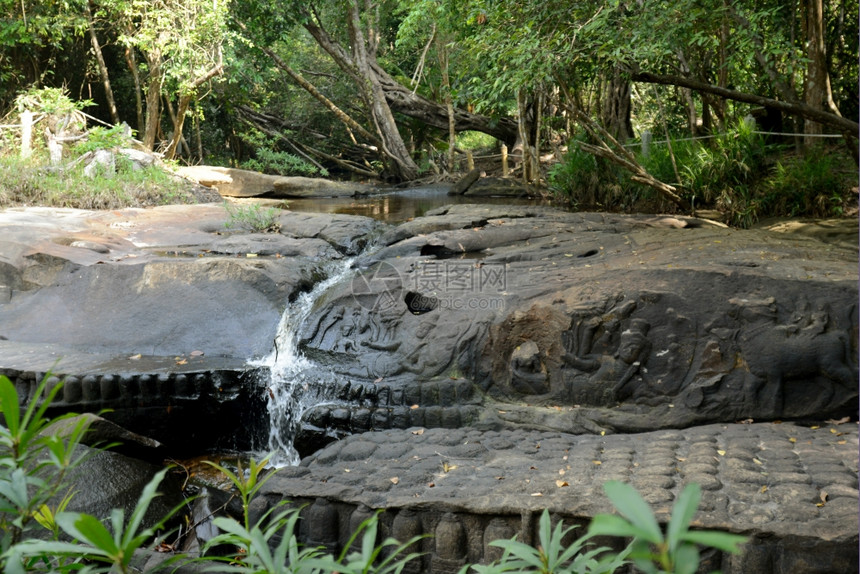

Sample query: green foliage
[762,150,851,217]
[201,505,330,573]
[74,125,135,154]
[456,131,496,151]
[7,468,181,574]
[549,121,855,227]
[13,86,92,116]
[223,201,282,233]
[242,148,327,177]
[195,456,424,573]
[203,455,277,530]
[589,481,746,574]
[547,135,602,209]
[466,509,630,574]
[330,511,425,574]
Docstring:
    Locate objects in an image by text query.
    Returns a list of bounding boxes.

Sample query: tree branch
[631,70,859,136]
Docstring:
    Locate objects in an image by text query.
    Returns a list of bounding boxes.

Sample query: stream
[276,184,554,222]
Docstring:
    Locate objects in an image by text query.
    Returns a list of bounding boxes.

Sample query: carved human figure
[562,318,652,404]
[509,340,549,395]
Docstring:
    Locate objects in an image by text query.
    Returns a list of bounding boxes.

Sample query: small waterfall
[253,258,353,467]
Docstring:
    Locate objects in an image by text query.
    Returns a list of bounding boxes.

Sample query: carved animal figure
[742,317,856,415]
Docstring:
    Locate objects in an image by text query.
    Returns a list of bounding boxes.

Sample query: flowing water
[252,258,355,467]
[250,185,554,465]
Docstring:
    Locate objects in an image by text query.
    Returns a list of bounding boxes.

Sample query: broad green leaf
[0,376,21,435]
[489,538,545,569]
[588,513,658,543]
[674,542,700,574]
[682,530,747,553]
[122,468,168,548]
[602,481,662,543]
[0,468,31,508]
[667,483,700,552]
[57,512,120,557]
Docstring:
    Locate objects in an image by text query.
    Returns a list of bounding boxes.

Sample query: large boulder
[0,205,385,361]
[175,166,379,198]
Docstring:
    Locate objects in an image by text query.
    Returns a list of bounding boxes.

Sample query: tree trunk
[164,64,222,160]
[516,89,542,183]
[803,0,841,143]
[601,66,633,142]
[346,1,418,181]
[125,35,146,136]
[298,11,518,147]
[164,95,191,160]
[378,70,519,144]
[85,1,120,125]
[123,39,144,136]
[257,42,382,148]
[438,40,456,172]
[675,51,698,136]
[142,53,162,150]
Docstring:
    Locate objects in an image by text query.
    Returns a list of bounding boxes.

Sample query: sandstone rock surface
[175,166,380,198]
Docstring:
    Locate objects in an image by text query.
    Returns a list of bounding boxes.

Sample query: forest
[0,0,857,226]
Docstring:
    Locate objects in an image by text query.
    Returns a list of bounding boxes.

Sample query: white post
[640,129,652,159]
[20,110,33,159]
[501,144,508,177]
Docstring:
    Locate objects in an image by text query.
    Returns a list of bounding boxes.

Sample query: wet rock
[463,176,538,198]
[448,168,481,195]
[43,413,164,462]
[50,445,185,535]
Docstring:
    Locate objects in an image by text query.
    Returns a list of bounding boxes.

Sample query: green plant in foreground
[223,201,282,233]
[589,481,746,574]
[6,468,182,574]
[0,375,91,553]
[466,508,630,574]
[0,373,184,573]
[199,456,424,573]
[204,455,277,531]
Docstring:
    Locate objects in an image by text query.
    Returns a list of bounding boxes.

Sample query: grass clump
[0,155,202,210]
[223,200,282,232]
